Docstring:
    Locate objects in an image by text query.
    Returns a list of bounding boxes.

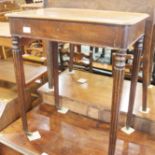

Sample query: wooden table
[6,8,149,155]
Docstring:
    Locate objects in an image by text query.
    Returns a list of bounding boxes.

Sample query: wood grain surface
[0,103,155,155]
[0,59,47,85]
[6,8,149,25]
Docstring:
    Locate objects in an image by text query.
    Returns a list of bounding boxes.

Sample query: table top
[0,59,47,85]
[0,22,10,37]
[6,8,149,25]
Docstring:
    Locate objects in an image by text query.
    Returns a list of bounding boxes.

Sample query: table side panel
[9,18,126,48]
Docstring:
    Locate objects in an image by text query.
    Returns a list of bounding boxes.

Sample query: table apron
[9,18,145,49]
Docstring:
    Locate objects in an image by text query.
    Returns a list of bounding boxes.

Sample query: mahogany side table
[7,8,149,155]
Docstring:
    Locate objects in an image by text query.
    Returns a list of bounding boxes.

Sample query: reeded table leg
[126,38,143,128]
[12,36,28,132]
[108,50,126,155]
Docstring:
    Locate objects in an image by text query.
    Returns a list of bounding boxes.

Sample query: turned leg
[51,41,60,109]
[126,38,143,128]
[69,44,74,72]
[12,36,28,132]
[44,41,54,89]
[108,50,126,155]
[110,49,117,64]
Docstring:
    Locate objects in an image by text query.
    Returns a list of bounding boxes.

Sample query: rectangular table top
[6,8,149,26]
